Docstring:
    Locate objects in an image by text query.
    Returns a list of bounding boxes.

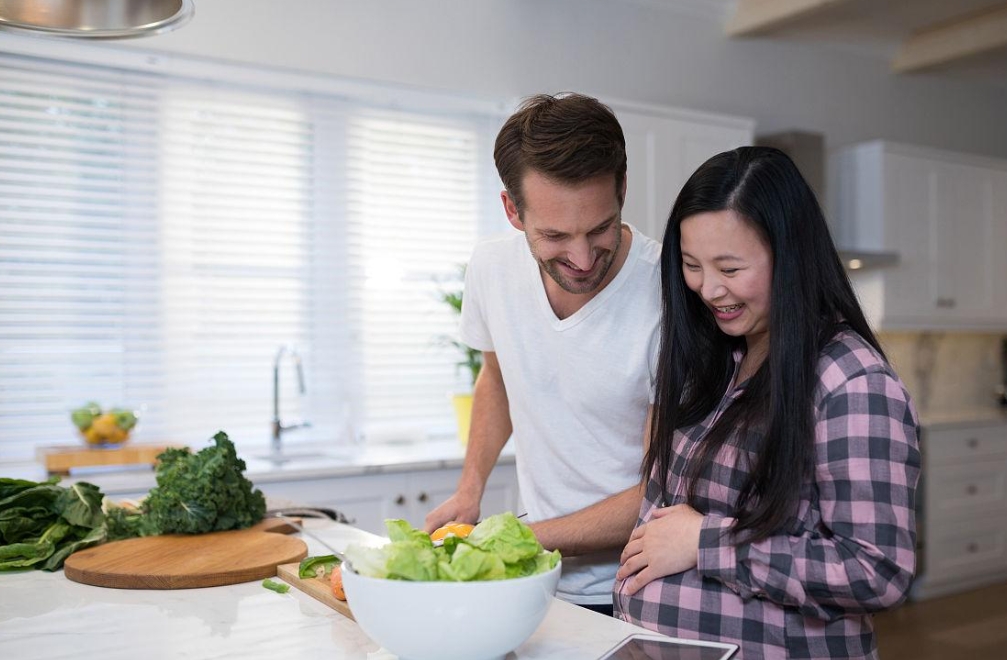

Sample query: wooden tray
[38,444,180,474]
[277,562,354,620]
[64,518,307,589]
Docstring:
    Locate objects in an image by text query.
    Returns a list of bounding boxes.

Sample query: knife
[273,513,352,571]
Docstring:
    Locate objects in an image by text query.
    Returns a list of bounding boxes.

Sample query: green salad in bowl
[342,512,562,660]
[344,511,560,582]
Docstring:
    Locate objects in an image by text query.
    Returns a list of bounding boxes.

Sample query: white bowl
[342,561,561,660]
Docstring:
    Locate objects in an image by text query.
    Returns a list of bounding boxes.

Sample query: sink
[256,452,332,465]
[253,447,358,466]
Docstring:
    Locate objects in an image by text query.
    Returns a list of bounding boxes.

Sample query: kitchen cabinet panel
[876,151,938,320]
[259,463,520,536]
[833,141,1007,331]
[614,102,754,242]
[915,422,1007,599]
[926,457,1007,518]
[924,516,1007,584]
[930,161,999,320]
[923,423,1007,463]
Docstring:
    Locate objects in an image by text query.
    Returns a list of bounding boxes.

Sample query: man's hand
[423,351,510,535]
[423,491,481,533]
[615,504,703,596]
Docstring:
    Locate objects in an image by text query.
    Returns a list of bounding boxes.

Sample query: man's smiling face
[506,171,624,295]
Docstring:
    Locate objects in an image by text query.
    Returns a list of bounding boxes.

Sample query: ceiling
[652,0,1007,85]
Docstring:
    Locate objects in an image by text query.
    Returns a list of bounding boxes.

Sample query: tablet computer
[598,633,739,660]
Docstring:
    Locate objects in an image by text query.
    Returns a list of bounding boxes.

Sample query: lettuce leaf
[465,512,541,564]
[345,514,559,582]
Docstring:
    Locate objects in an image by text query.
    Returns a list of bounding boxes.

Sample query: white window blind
[0,51,503,463]
[0,55,161,461]
[346,110,480,433]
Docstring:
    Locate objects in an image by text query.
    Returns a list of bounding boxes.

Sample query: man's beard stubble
[533,223,623,295]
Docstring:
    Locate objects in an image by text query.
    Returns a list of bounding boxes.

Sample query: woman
[613,147,920,660]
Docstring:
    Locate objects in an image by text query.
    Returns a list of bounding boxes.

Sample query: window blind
[0,54,161,461]
[0,50,504,462]
[346,110,481,434]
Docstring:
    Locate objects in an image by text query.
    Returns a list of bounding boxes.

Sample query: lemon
[86,412,130,445]
[83,427,103,445]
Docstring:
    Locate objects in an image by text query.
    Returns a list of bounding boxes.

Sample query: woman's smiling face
[680,209,773,353]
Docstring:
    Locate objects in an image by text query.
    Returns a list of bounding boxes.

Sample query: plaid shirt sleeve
[696,355,921,623]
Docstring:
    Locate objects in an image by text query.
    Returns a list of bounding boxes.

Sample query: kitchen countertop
[0,518,654,660]
[1,438,516,497]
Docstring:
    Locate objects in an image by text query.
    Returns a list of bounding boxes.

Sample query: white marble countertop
[0,519,652,660]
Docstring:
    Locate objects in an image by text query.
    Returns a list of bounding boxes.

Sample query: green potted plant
[439,265,482,445]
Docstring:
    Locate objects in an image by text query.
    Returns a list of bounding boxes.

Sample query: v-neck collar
[527,224,643,331]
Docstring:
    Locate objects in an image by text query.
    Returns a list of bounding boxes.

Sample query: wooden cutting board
[277,562,354,620]
[64,518,308,589]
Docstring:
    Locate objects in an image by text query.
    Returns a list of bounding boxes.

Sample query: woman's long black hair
[645,146,883,541]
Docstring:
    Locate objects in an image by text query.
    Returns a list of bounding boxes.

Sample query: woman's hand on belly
[616,504,704,596]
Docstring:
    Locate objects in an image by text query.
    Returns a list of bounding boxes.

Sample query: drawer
[924,517,1007,584]
[924,424,1007,464]
[925,457,1007,520]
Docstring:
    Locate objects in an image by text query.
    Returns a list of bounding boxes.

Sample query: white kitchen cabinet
[612,101,754,242]
[258,462,520,536]
[831,141,1007,330]
[914,422,1007,599]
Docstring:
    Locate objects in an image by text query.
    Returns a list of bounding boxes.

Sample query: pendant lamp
[0,0,194,39]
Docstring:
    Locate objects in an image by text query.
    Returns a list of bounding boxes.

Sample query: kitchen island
[0,518,658,659]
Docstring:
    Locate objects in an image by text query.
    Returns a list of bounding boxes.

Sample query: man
[425,93,661,615]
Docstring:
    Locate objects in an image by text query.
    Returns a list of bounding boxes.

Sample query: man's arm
[529,482,645,556]
[423,351,512,532]
[529,406,653,556]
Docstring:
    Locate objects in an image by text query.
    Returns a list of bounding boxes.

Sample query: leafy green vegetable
[57,482,105,529]
[139,431,266,535]
[343,512,560,583]
[0,477,107,572]
[465,511,542,564]
[298,554,341,579]
[1,430,264,570]
[104,504,159,541]
[262,578,290,594]
[71,401,101,431]
[41,526,107,571]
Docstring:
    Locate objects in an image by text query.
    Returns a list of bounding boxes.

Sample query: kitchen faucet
[272,344,311,456]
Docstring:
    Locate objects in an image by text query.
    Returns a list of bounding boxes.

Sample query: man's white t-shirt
[459,224,662,605]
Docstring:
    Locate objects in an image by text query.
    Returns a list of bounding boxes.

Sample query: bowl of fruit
[71,402,138,446]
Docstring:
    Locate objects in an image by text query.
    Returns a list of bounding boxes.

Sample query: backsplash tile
[879,332,1005,412]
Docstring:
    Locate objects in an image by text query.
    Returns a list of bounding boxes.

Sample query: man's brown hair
[494,92,627,215]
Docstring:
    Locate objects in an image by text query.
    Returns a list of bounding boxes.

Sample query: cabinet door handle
[966,484,978,496]
[935,297,956,309]
[967,542,979,554]
[417,492,428,503]
[966,437,980,450]
[395,494,406,506]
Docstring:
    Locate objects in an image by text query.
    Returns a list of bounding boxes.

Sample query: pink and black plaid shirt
[614,329,921,660]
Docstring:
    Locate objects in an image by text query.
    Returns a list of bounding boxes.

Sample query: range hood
[754,131,899,272]
[837,249,898,271]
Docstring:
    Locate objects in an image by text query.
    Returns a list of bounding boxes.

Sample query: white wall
[89,0,1007,159]
[2,0,1004,157]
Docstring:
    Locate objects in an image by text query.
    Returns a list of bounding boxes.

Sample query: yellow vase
[451,393,473,446]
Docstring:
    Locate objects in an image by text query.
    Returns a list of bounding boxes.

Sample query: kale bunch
[139,430,266,535]
[0,477,106,571]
